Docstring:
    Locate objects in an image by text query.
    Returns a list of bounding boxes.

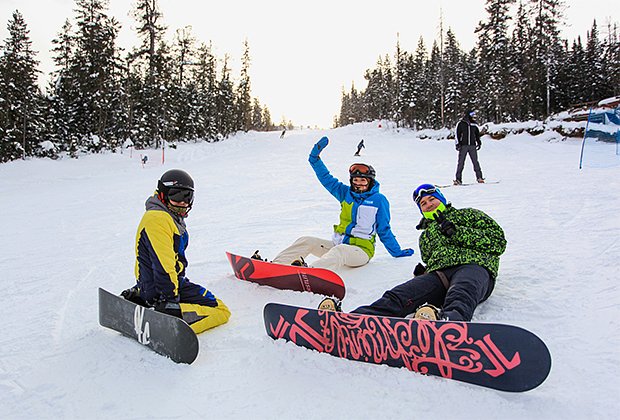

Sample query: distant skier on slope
[253,136,413,271]
[319,183,506,322]
[354,139,365,156]
[121,169,230,334]
[454,109,484,185]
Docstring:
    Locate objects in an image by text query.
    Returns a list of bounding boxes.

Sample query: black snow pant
[352,264,494,321]
[455,145,483,181]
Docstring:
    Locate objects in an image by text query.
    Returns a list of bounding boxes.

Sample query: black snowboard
[98,288,199,364]
[264,303,551,392]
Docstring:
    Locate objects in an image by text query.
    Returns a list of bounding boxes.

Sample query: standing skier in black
[454,110,484,185]
[354,139,365,156]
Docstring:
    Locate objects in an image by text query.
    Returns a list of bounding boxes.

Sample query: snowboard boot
[251,250,265,261]
[291,256,308,267]
[477,178,485,183]
[414,303,441,321]
[318,297,342,312]
[453,179,462,186]
[121,286,146,306]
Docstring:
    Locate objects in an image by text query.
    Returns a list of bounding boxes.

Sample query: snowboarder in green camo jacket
[320,183,506,322]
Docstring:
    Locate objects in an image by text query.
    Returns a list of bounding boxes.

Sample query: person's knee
[182,299,231,334]
[293,236,313,245]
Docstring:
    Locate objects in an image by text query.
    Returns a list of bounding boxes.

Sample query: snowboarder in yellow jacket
[122,169,230,334]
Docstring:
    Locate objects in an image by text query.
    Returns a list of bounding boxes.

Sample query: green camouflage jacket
[417,205,506,278]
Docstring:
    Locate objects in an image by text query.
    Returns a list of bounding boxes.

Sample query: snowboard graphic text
[270,308,521,379]
[133,305,151,345]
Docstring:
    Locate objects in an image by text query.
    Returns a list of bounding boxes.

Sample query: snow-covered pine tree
[172,26,197,141]
[460,48,480,118]
[398,53,417,128]
[584,20,608,102]
[425,42,443,128]
[606,23,620,96]
[551,39,574,111]
[394,36,411,128]
[69,0,123,154]
[528,0,566,117]
[362,66,381,121]
[363,55,395,122]
[261,106,273,130]
[475,0,515,123]
[130,0,168,148]
[409,37,429,129]
[48,19,77,154]
[508,0,534,120]
[216,55,236,139]
[567,37,588,104]
[442,28,466,126]
[192,42,218,141]
[0,10,44,162]
[236,39,253,133]
[251,98,265,131]
[337,86,352,126]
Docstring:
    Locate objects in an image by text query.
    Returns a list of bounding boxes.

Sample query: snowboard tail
[263,303,551,392]
[226,252,345,299]
[98,288,199,364]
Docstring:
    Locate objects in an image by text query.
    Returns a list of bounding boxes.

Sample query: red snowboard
[226,252,345,299]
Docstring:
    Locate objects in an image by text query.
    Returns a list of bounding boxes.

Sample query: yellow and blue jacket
[134,195,189,302]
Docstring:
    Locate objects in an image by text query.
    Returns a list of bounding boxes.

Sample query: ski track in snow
[0,122,619,419]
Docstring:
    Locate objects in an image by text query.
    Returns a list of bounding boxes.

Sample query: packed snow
[1,122,619,419]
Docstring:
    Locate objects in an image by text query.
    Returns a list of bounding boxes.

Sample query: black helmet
[349,163,376,192]
[157,169,195,217]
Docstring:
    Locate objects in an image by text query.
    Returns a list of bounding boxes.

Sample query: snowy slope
[1,123,619,419]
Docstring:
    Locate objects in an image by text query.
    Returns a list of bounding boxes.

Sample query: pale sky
[0,0,618,127]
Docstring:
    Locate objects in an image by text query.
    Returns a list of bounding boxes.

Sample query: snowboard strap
[435,270,450,290]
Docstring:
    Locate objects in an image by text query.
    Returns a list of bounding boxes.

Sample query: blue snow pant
[137,277,230,334]
[139,276,217,307]
[352,264,494,321]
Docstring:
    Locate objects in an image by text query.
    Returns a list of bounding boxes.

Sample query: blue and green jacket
[309,157,406,259]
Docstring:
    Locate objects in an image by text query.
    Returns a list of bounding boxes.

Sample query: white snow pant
[272,236,370,272]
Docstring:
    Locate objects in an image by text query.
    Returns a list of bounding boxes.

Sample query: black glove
[476,143,481,150]
[154,300,183,319]
[121,287,145,305]
[413,263,427,277]
[434,211,456,237]
[456,144,461,151]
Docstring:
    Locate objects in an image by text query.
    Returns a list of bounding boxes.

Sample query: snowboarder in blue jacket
[270,136,413,271]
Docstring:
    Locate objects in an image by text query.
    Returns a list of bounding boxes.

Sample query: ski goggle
[168,187,194,204]
[349,163,372,176]
[413,186,437,204]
